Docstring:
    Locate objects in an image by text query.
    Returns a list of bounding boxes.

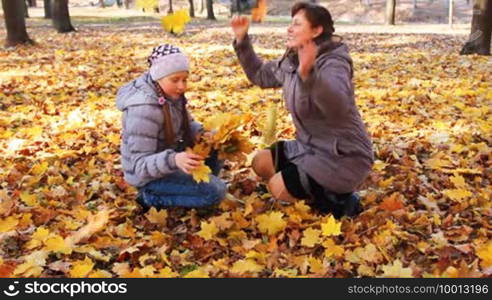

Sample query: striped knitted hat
[147,44,189,81]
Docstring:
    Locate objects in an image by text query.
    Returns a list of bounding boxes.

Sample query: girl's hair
[291,1,335,45]
[154,81,193,148]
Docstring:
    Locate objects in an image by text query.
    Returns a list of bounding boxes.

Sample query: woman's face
[157,71,189,100]
[287,9,322,49]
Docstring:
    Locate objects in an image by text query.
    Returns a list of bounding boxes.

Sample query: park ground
[0,3,491,278]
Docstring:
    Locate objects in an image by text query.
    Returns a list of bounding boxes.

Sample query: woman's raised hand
[298,40,318,81]
[231,16,250,43]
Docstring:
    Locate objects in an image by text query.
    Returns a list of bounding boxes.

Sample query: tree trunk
[52,0,76,33]
[28,0,37,7]
[206,0,215,20]
[448,0,454,27]
[386,0,396,25]
[200,0,205,13]
[24,0,30,18]
[168,0,173,13]
[44,0,52,18]
[460,0,492,55]
[189,0,195,17]
[2,0,34,47]
[124,0,131,9]
[99,0,105,8]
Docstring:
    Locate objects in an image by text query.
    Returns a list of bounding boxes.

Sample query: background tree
[52,0,76,33]
[168,0,173,13]
[189,0,195,17]
[2,0,34,47]
[206,0,215,20]
[460,0,492,55]
[44,0,52,18]
[386,0,396,25]
[27,0,37,7]
[24,0,30,18]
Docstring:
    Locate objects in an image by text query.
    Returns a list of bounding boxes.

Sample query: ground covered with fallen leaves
[0,22,491,278]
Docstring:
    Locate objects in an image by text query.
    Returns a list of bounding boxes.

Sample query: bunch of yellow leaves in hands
[187,113,253,183]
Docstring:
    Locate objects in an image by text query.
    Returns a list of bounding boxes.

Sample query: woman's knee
[267,173,296,202]
[252,150,275,180]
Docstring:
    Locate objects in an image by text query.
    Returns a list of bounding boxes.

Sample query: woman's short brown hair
[291,1,335,45]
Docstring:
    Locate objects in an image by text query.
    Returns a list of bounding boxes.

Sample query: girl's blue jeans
[138,151,226,208]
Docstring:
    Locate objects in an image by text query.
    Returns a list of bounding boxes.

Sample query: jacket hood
[116,72,159,111]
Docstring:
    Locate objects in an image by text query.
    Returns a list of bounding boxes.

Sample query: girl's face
[157,71,189,100]
[286,10,322,49]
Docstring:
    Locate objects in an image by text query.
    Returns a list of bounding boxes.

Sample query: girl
[231,2,374,218]
[116,44,226,210]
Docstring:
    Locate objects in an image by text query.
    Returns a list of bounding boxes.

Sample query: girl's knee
[205,176,227,205]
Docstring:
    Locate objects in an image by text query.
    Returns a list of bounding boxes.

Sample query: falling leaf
[161,9,191,35]
[321,215,342,236]
[255,212,287,236]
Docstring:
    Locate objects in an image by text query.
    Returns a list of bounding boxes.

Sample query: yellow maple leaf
[66,209,110,246]
[381,259,413,278]
[13,250,48,277]
[145,207,167,225]
[308,256,326,274]
[425,153,452,170]
[197,220,219,240]
[322,238,344,258]
[44,235,72,254]
[30,161,49,176]
[191,142,212,157]
[450,174,467,188]
[190,163,211,183]
[442,189,472,202]
[0,216,19,233]
[20,192,38,207]
[156,267,179,278]
[476,242,492,268]
[255,211,287,236]
[300,227,321,248]
[161,9,191,35]
[184,268,209,278]
[26,227,50,249]
[230,259,264,274]
[70,257,94,278]
[321,215,342,236]
[89,270,113,278]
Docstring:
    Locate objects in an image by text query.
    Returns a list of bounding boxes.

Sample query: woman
[231,2,373,218]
